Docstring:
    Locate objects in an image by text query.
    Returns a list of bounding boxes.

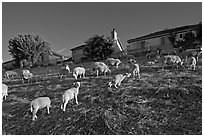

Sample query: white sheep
[187,56,197,70]
[161,55,183,70]
[95,65,111,77]
[61,82,80,111]
[60,65,71,78]
[4,71,18,79]
[73,67,85,79]
[93,62,107,67]
[106,58,121,68]
[22,69,33,83]
[131,63,140,79]
[30,97,51,121]
[147,61,155,66]
[108,73,131,88]
[2,83,8,102]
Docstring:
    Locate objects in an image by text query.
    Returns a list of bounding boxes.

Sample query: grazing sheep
[60,65,71,78]
[2,83,8,102]
[147,61,155,66]
[61,82,81,111]
[109,73,131,88]
[196,50,202,61]
[131,63,140,79]
[4,71,18,79]
[161,55,183,70]
[187,56,197,70]
[106,58,121,68]
[92,62,111,77]
[94,64,111,77]
[93,62,107,67]
[22,69,33,83]
[30,97,51,121]
[73,67,85,79]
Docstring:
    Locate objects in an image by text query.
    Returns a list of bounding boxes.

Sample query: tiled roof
[127,24,198,43]
[70,44,86,51]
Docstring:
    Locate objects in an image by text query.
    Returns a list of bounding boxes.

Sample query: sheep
[108,73,131,88]
[196,50,202,61]
[131,63,140,79]
[73,67,85,79]
[106,58,121,68]
[147,61,155,66]
[187,56,197,70]
[4,71,18,79]
[60,65,71,78]
[2,83,8,102]
[22,69,33,83]
[30,97,51,121]
[61,82,80,112]
[93,62,107,67]
[161,55,183,70]
[95,64,111,77]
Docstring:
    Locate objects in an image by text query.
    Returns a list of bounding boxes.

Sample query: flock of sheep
[2,54,200,121]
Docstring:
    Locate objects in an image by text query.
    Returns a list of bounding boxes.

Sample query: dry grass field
[2,61,202,135]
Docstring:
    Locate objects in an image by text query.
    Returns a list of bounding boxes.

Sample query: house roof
[70,44,86,51]
[127,24,198,43]
[2,59,16,65]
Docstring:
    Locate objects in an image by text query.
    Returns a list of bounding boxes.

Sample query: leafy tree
[176,31,197,51]
[8,34,51,68]
[168,28,178,49]
[83,35,114,61]
[195,22,202,46]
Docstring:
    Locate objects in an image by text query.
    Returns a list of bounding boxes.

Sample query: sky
[2,2,202,62]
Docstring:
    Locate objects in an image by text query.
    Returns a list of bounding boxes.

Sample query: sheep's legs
[47,106,50,114]
[32,109,38,121]
[96,70,99,77]
[63,101,68,111]
[75,95,79,105]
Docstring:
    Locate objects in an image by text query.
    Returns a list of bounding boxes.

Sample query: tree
[83,35,114,61]
[176,31,197,51]
[168,28,178,49]
[195,22,202,46]
[8,34,51,68]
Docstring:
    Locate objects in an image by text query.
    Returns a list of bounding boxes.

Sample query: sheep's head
[75,82,81,87]
[125,73,131,78]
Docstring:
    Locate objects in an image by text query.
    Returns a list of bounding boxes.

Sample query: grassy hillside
[2,62,202,135]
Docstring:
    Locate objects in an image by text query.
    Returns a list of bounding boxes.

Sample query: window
[161,37,165,45]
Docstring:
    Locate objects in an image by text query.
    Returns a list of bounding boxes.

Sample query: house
[2,59,16,70]
[3,50,69,69]
[70,29,124,63]
[35,50,70,66]
[127,24,198,56]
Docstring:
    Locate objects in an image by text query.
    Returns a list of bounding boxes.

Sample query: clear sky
[2,2,202,62]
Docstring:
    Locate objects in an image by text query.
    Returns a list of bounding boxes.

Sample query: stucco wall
[72,48,84,63]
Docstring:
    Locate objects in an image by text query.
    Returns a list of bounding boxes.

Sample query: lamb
[187,56,197,70]
[93,62,107,67]
[22,69,33,83]
[108,73,131,88]
[106,58,121,68]
[2,83,8,102]
[95,64,111,77]
[61,82,80,112]
[30,97,51,121]
[131,63,140,79]
[73,67,85,79]
[60,65,71,78]
[4,71,18,79]
[161,55,183,70]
